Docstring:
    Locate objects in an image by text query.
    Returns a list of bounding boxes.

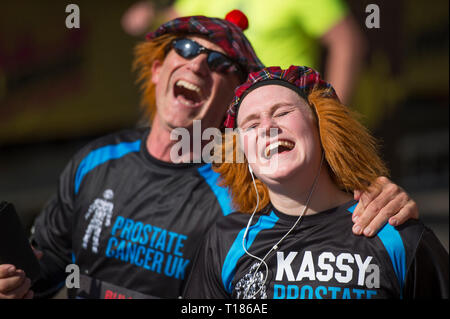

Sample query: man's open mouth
[174,80,204,107]
[263,140,295,158]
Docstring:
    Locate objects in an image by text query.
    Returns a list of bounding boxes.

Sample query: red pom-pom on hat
[225,9,249,31]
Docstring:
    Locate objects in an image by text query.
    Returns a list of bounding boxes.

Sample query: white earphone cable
[242,152,325,298]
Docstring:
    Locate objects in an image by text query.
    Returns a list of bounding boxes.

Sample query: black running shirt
[183,200,449,299]
[31,128,234,299]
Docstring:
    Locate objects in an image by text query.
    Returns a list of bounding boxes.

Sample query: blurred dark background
[0,0,448,250]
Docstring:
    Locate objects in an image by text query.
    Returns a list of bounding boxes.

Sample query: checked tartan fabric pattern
[146,15,264,75]
[224,65,339,128]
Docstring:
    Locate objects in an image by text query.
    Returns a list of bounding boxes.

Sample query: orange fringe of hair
[133,33,181,123]
[213,88,390,213]
[212,132,271,213]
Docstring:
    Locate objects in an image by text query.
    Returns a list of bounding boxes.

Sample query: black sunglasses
[171,38,243,77]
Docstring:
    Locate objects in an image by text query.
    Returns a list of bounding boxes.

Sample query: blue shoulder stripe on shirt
[221,211,279,294]
[74,140,141,194]
[347,203,406,297]
[197,163,233,216]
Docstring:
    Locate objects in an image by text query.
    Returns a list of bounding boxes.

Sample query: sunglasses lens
[173,38,239,74]
[173,39,200,59]
[207,52,232,72]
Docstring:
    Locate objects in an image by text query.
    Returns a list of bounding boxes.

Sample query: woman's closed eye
[245,122,259,131]
[274,110,292,118]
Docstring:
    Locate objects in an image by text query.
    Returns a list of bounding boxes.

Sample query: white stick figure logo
[82,189,114,253]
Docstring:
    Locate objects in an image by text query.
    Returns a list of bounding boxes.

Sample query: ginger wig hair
[213,87,390,213]
[133,33,180,123]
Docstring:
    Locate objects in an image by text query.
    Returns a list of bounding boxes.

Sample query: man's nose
[186,53,210,76]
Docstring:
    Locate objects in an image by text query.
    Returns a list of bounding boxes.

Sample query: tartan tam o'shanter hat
[146,10,264,76]
[224,65,339,128]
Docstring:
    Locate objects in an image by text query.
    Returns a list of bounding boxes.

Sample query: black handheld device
[0,201,40,283]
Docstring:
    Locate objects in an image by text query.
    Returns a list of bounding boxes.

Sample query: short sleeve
[403,227,449,298]
[182,223,230,299]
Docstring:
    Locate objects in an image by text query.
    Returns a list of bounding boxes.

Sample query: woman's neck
[268,168,353,216]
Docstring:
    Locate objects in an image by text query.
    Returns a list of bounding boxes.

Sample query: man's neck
[146,117,205,163]
[146,121,176,162]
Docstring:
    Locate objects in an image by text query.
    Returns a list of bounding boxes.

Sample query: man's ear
[151,59,162,84]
